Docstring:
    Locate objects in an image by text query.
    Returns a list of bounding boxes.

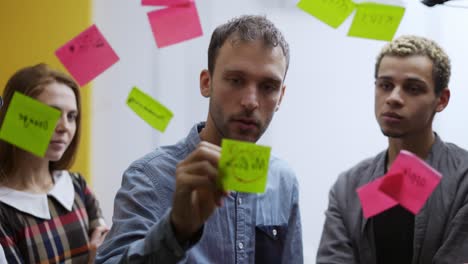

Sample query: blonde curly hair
[375,35,451,95]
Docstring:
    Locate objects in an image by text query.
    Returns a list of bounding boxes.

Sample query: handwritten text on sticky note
[0,92,61,157]
[55,24,119,86]
[126,86,173,132]
[218,139,271,193]
[147,2,203,48]
[347,3,405,41]
[297,0,356,28]
[379,150,441,214]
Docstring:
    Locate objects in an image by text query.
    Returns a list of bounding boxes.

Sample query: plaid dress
[0,171,104,263]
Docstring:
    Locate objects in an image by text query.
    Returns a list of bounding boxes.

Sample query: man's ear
[436,88,450,112]
[200,69,211,98]
[275,85,286,112]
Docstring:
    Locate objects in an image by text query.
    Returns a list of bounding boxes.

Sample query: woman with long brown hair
[0,63,108,263]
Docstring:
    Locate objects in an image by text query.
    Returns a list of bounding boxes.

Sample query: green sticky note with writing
[297,0,356,28]
[347,3,405,41]
[218,139,271,193]
[126,86,173,132]
[0,92,61,157]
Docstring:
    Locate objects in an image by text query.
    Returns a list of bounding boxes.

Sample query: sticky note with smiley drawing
[218,139,271,193]
[0,92,61,157]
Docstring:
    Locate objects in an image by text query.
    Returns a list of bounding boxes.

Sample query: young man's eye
[409,87,419,93]
[406,85,423,94]
[377,81,393,91]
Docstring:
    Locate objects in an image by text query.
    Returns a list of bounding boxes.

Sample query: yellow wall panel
[0,1,93,183]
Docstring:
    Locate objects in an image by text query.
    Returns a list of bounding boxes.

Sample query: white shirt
[0,170,74,220]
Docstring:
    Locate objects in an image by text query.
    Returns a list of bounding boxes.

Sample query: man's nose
[240,85,259,111]
[386,86,404,107]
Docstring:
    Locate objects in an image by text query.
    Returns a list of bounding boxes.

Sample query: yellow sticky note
[297,0,356,28]
[347,3,405,41]
[218,139,271,193]
[126,86,173,132]
[0,92,61,157]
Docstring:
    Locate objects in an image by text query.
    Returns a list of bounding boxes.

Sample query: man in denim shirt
[97,15,302,264]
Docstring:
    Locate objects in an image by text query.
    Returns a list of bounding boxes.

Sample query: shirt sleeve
[316,176,358,264]
[282,176,303,264]
[432,165,468,263]
[95,166,201,264]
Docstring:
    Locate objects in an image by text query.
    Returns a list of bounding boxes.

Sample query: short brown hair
[207,15,290,77]
[375,35,451,95]
[0,64,81,180]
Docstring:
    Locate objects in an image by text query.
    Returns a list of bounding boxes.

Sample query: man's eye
[261,83,278,92]
[227,77,244,86]
[407,86,422,94]
[378,82,393,91]
[229,78,240,84]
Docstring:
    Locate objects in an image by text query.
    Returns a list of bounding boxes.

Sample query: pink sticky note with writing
[357,176,399,219]
[142,0,193,6]
[380,150,442,214]
[55,24,119,86]
[147,2,203,48]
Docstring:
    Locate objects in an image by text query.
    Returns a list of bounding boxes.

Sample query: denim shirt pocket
[254,224,288,264]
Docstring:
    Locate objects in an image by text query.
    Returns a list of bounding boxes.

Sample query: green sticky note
[218,139,271,193]
[0,92,61,157]
[347,3,405,41]
[297,0,356,28]
[126,86,173,132]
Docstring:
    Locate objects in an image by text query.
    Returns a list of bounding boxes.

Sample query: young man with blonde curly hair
[317,35,468,263]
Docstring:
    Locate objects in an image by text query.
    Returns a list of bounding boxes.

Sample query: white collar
[0,171,75,219]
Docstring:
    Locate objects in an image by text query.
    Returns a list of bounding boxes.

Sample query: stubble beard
[381,128,405,139]
[209,101,269,143]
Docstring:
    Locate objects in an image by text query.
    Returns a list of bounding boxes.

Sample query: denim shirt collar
[184,122,205,153]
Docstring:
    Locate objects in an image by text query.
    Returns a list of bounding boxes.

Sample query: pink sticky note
[380,150,442,214]
[55,24,119,86]
[147,2,203,48]
[142,0,193,6]
[357,176,398,219]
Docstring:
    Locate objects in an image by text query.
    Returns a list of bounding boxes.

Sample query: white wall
[92,1,468,262]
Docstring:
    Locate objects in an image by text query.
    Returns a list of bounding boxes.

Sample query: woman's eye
[67,113,77,121]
